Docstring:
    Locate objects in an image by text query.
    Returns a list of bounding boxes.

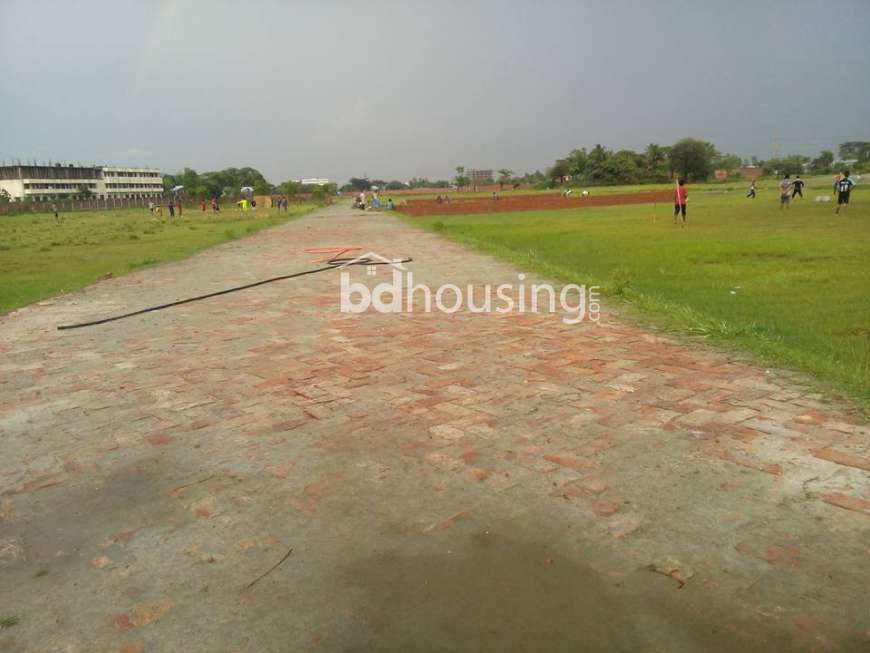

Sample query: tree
[517,170,545,184]
[598,150,642,184]
[838,141,870,162]
[712,152,742,173]
[761,155,809,177]
[585,144,612,182]
[163,166,271,199]
[277,180,300,197]
[77,185,94,199]
[453,166,469,188]
[385,180,407,190]
[348,177,372,191]
[253,180,273,195]
[810,150,834,173]
[0,188,11,203]
[548,159,570,184]
[643,144,670,180]
[497,169,513,190]
[669,138,714,181]
[565,149,588,180]
[178,167,200,192]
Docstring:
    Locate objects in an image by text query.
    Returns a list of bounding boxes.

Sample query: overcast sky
[2,0,868,184]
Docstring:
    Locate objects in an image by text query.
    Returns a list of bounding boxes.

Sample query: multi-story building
[0,163,163,201]
[101,166,164,198]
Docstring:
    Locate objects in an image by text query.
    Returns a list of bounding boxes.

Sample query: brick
[591,500,620,517]
[813,448,870,472]
[543,454,591,471]
[820,493,870,515]
[579,476,609,494]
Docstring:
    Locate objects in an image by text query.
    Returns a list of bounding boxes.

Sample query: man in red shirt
[674,178,688,226]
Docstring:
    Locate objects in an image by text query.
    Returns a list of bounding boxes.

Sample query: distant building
[738,165,762,179]
[101,166,164,199]
[295,178,330,186]
[466,169,494,186]
[0,163,163,201]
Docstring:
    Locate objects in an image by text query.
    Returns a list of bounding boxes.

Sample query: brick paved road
[1,205,867,652]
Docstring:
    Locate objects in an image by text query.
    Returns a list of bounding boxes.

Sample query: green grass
[0,204,317,314]
[0,616,19,629]
[390,174,847,201]
[403,187,870,409]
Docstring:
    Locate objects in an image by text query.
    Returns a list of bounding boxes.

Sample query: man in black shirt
[791,176,805,199]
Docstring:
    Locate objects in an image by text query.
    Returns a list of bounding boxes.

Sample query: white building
[295,178,330,186]
[100,166,164,198]
[0,163,163,201]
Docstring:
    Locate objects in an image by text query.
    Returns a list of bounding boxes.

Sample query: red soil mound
[400,191,672,217]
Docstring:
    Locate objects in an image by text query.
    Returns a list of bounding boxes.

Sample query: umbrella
[171,185,184,192]
[240,186,254,193]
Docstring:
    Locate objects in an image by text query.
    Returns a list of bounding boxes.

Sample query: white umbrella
[240,186,254,193]
[171,185,184,192]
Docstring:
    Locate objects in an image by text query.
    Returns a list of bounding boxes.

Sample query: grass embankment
[404,185,870,409]
[0,204,317,314]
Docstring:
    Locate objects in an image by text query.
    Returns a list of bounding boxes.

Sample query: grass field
[404,186,870,409]
[0,204,317,315]
[389,174,855,201]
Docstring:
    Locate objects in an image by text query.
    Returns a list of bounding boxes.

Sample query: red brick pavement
[0,205,867,652]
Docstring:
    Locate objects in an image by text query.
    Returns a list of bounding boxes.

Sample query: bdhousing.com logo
[338,252,599,325]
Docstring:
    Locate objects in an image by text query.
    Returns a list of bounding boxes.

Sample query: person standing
[52,203,60,224]
[746,180,757,199]
[779,175,792,210]
[200,199,207,212]
[211,197,220,212]
[791,175,805,199]
[673,178,688,226]
[167,198,175,218]
[176,198,183,217]
[834,170,856,215]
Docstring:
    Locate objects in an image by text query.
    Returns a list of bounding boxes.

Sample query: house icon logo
[338,251,408,276]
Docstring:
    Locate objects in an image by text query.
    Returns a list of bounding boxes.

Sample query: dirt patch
[401,191,672,217]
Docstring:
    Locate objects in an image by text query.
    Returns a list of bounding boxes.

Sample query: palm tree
[497,169,513,190]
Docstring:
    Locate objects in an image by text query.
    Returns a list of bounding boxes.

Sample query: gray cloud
[2,0,868,184]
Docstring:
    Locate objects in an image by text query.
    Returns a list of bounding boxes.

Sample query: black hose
[57,255,412,330]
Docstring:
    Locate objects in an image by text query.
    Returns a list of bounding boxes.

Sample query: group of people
[773,175,806,209]
[147,198,183,218]
[353,191,395,211]
[147,197,224,217]
[772,171,856,213]
[144,195,300,216]
[197,198,222,212]
[272,196,290,211]
[674,170,857,223]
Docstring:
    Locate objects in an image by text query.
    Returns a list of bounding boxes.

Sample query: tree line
[544,139,868,186]
[162,167,337,199]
